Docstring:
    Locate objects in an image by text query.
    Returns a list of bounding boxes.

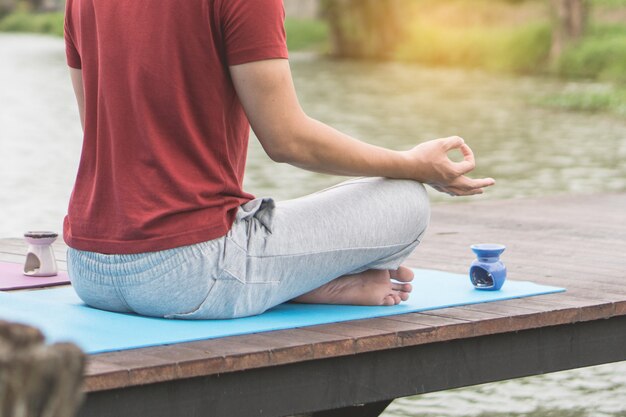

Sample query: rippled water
[0,34,625,416]
[384,362,626,417]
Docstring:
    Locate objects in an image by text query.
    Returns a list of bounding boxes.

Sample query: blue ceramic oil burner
[469,243,506,291]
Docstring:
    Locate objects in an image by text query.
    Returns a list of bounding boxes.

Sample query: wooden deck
[1,193,625,417]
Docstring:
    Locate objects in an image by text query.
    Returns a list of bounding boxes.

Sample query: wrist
[385,150,414,180]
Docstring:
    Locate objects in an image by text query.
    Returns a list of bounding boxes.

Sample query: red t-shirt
[63,0,288,254]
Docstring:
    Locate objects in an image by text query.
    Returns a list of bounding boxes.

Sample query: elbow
[256,113,311,164]
[258,125,304,164]
[268,152,290,163]
[264,141,298,164]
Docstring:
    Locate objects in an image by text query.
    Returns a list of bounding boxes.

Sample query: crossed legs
[235,177,431,311]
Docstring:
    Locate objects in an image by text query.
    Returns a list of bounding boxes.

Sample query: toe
[382,295,396,306]
[390,266,414,282]
[391,282,412,294]
[391,289,410,302]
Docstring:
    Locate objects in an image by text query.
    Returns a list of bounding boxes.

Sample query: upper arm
[70,67,83,98]
[69,67,85,130]
[229,59,306,162]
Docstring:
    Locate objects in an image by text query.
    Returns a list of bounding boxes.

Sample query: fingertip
[445,136,465,148]
[456,142,475,159]
[455,159,476,175]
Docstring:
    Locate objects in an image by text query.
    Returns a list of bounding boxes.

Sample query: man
[63,0,494,319]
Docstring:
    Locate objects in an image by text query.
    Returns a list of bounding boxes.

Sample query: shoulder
[216,0,285,21]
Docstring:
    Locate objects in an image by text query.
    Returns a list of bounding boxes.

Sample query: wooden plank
[85,324,390,392]
[221,330,353,365]
[290,328,358,359]
[171,337,272,373]
[92,350,179,387]
[77,315,626,417]
[86,338,272,390]
[117,345,226,381]
[84,360,131,392]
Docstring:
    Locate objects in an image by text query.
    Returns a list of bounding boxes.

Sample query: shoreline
[1,9,624,116]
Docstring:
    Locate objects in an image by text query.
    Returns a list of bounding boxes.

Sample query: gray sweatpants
[68,177,430,319]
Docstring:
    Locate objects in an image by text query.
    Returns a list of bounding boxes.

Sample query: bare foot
[292,266,415,306]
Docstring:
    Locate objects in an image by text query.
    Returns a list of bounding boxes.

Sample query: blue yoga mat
[0,268,564,354]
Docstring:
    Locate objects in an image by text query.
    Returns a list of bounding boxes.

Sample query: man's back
[63,0,288,254]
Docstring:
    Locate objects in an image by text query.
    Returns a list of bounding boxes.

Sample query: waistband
[67,238,222,283]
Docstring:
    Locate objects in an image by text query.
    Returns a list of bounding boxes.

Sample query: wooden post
[549,0,588,62]
[0,321,85,417]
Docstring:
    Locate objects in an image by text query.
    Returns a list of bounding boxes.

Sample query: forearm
[281,116,410,179]
[277,116,496,196]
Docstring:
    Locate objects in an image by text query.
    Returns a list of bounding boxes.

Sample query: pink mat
[0,262,70,291]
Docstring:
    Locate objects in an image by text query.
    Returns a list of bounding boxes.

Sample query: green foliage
[0,11,64,37]
[285,18,329,52]
[557,25,626,83]
[0,13,329,52]
[502,24,553,72]
[1,1,625,89]
[537,88,626,115]
[395,23,551,74]
[322,0,551,73]
[590,0,626,7]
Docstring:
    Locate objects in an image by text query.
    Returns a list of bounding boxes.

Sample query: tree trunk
[549,0,588,61]
[0,0,17,16]
[320,0,407,59]
[0,321,85,417]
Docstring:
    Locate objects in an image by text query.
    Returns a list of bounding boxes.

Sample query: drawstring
[237,197,275,234]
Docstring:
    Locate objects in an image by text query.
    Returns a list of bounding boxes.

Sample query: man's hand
[403,136,495,196]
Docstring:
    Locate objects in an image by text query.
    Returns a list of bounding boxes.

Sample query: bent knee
[391,179,430,241]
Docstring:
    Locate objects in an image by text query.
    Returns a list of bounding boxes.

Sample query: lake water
[0,34,625,416]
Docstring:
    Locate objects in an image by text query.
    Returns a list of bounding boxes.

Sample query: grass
[0,12,329,52]
[556,24,626,83]
[591,0,626,6]
[392,0,553,74]
[0,11,64,37]
[285,18,329,53]
[395,22,552,74]
[537,88,626,116]
[393,0,626,117]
